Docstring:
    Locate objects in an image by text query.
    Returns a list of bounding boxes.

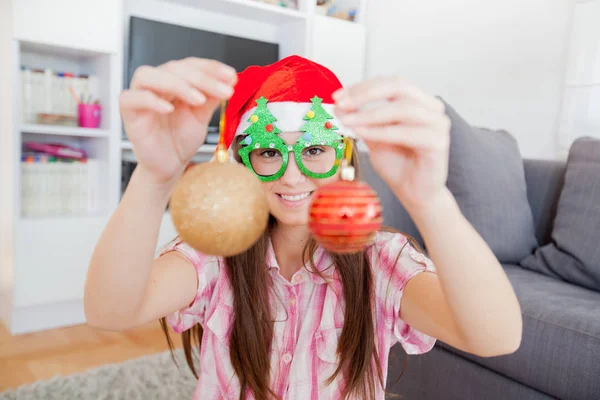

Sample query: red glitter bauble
[308,180,383,254]
[265,124,274,132]
[324,121,333,129]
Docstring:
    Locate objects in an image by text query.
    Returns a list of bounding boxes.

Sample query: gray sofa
[359,154,600,400]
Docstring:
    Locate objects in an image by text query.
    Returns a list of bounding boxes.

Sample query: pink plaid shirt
[160,231,437,399]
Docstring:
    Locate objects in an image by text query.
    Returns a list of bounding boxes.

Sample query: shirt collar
[266,237,338,284]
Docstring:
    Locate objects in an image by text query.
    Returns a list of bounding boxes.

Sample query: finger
[130,65,206,106]
[162,61,234,100]
[353,125,449,151]
[183,58,238,84]
[338,101,441,127]
[333,77,445,113]
[119,89,174,114]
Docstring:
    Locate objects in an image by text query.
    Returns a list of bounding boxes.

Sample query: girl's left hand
[333,77,451,212]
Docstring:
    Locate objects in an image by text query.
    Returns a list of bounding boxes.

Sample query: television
[126,16,280,139]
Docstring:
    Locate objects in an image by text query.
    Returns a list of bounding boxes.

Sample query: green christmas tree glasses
[237,96,346,182]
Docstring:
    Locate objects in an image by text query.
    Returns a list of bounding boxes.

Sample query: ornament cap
[340,159,355,181]
[216,148,228,163]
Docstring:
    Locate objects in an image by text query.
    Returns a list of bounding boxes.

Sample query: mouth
[276,191,314,208]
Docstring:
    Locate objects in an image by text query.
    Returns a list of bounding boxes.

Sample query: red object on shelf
[308,180,383,254]
[23,141,87,159]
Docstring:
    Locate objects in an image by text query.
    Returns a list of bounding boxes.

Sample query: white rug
[0,348,198,400]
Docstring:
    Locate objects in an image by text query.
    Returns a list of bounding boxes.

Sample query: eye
[260,150,280,158]
[304,146,324,157]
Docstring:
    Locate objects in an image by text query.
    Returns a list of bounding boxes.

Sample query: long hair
[160,137,415,399]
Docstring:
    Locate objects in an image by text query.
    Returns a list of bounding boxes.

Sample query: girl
[84,55,522,400]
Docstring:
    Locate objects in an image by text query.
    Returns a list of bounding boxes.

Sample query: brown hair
[160,137,414,399]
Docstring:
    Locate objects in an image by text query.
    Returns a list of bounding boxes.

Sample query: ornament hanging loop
[216,100,228,163]
[340,137,355,181]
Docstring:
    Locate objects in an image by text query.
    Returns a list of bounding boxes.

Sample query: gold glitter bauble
[169,161,269,257]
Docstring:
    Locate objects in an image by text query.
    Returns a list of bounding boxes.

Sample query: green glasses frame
[238,136,346,182]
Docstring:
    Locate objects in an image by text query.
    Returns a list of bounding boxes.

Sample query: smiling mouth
[277,191,314,202]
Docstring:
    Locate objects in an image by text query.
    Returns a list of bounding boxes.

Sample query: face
[255,132,341,226]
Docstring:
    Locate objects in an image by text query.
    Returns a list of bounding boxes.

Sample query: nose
[280,153,306,186]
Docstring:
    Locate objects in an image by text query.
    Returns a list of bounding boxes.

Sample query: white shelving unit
[1,0,123,334]
[1,0,368,334]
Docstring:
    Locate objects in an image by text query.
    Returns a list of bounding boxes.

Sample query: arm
[333,78,522,357]
[84,58,236,331]
[400,188,522,357]
[83,166,198,331]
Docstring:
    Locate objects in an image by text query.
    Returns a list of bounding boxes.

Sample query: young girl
[84,55,522,400]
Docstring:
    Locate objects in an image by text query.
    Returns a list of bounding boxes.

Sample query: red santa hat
[223,55,353,149]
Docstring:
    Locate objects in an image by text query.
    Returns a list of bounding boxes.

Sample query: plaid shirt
[160,231,437,399]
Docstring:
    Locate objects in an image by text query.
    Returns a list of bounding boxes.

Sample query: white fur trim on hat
[234,101,355,138]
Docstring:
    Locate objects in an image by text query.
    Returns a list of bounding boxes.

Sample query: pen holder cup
[78,103,102,129]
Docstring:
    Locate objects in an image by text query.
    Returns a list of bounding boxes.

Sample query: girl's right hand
[119,58,237,186]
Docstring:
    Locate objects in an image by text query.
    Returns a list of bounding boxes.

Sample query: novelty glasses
[238,135,346,182]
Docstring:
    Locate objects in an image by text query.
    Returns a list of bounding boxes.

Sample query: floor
[0,321,182,391]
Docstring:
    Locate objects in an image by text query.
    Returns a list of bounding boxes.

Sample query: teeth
[280,192,311,201]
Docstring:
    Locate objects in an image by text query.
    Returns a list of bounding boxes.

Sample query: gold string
[343,136,353,163]
[216,100,228,163]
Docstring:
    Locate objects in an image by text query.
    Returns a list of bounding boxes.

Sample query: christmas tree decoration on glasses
[308,136,383,254]
[169,100,269,257]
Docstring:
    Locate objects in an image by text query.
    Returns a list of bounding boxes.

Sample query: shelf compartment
[18,40,113,131]
[159,0,307,24]
[20,133,110,220]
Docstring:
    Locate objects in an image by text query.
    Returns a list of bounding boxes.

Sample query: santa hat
[224,55,352,149]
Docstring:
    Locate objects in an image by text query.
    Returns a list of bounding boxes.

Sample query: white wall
[365,0,573,160]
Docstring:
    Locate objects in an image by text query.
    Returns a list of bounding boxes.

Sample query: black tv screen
[126,16,280,135]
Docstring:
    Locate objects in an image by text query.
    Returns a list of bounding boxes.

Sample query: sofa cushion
[522,159,566,246]
[443,101,538,263]
[438,264,600,400]
[520,137,600,291]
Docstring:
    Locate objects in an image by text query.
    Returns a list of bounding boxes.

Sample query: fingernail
[224,65,236,75]
[332,89,345,100]
[218,83,234,97]
[189,89,206,104]
[161,102,174,113]
[336,96,353,110]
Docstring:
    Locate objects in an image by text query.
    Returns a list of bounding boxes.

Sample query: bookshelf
[1,0,369,334]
